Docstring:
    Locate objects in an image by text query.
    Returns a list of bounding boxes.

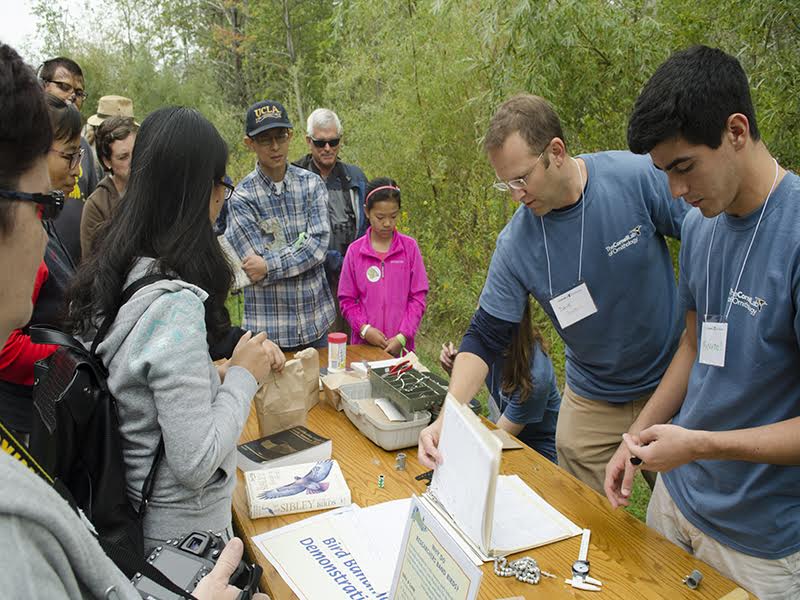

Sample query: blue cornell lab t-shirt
[480,151,690,402]
[663,171,800,560]
[485,341,561,463]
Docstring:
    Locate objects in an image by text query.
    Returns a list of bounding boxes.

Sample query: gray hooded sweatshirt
[0,451,139,598]
[96,258,258,549]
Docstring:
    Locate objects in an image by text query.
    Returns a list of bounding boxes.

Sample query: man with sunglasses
[418,94,690,495]
[293,108,367,335]
[40,56,99,200]
[225,100,335,351]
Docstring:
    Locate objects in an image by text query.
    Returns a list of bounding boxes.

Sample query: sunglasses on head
[0,189,65,221]
[310,137,340,148]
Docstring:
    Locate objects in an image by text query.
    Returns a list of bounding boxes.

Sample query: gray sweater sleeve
[0,514,138,599]
[131,290,258,489]
[0,453,139,599]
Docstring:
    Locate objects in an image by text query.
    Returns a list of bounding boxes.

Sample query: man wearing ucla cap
[225,99,335,350]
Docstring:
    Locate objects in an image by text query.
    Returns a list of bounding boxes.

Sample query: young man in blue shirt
[418,94,690,493]
[605,46,800,599]
[225,100,335,350]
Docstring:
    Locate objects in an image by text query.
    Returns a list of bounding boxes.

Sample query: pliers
[389,359,414,379]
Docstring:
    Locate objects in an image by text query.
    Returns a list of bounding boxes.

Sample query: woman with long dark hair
[67,106,283,551]
[440,299,561,463]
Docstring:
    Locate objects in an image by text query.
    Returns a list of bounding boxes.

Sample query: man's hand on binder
[418,417,443,469]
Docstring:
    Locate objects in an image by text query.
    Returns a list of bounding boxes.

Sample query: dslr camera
[132,530,262,600]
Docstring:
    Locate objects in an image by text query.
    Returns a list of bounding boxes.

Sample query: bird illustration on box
[258,459,334,499]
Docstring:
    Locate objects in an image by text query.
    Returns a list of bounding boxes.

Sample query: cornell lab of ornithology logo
[606,226,642,257]
[728,288,768,317]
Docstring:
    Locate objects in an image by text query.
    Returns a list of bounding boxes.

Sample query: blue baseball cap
[245,100,293,137]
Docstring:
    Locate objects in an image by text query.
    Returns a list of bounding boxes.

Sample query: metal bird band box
[368,366,449,420]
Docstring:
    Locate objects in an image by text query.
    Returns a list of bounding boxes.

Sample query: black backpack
[28,274,169,563]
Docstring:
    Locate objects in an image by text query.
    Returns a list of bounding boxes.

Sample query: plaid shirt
[225,163,335,347]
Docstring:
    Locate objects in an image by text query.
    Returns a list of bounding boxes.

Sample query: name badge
[699,320,728,367]
[549,282,598,329]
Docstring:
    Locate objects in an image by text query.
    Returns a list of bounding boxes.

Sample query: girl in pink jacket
[338,178,429,356]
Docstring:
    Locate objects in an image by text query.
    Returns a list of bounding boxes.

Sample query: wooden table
[232,345,746,599]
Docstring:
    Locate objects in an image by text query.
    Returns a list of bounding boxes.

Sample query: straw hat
[87,95,137,127]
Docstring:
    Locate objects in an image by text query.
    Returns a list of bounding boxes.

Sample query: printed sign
[390,496,481,600]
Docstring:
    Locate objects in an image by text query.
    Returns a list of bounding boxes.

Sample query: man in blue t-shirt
[418,94,689,494]
[605,46,800,599]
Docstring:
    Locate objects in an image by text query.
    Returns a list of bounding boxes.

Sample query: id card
[550,282,598,329]
[699,318,728,367]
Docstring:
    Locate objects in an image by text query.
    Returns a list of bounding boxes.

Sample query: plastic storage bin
[338,381,431,451]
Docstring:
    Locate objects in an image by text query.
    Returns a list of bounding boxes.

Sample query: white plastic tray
[338,381,431,451]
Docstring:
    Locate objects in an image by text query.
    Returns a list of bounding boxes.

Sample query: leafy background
[26,0,800,519]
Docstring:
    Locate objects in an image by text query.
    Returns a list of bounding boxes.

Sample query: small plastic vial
[327,332,347,372]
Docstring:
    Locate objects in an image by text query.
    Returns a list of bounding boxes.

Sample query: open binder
[422,395,581,563]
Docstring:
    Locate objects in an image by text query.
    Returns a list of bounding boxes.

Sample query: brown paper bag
[254,348,320,437]
[296,347,320,411]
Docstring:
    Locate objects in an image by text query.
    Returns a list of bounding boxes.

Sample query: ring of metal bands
[493,556,544,585]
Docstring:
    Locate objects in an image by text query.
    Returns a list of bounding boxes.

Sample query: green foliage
[319,0,800,388]
[32,0,800,457]
[626,472,652,522]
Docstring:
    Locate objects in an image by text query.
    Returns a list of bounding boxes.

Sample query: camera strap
[100,538,199,600]
[0,418,52,482]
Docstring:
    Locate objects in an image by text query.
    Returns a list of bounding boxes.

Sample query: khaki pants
[556,383,655,494]
[648,476,800,600]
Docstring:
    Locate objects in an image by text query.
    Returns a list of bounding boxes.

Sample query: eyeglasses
[43,79,88,101]
[0,189,65,221]
[219,179,235,201]
[50,147,85,170]
[492,151,545,192]
[250,131,291,146]
[310,137,340,148]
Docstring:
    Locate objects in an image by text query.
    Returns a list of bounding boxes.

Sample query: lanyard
[704,159,779,320]
[0,419,53,484]
[542,157,586,297]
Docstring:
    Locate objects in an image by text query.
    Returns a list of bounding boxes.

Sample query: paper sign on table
[390,496,482,600]
[252,500,411,600]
